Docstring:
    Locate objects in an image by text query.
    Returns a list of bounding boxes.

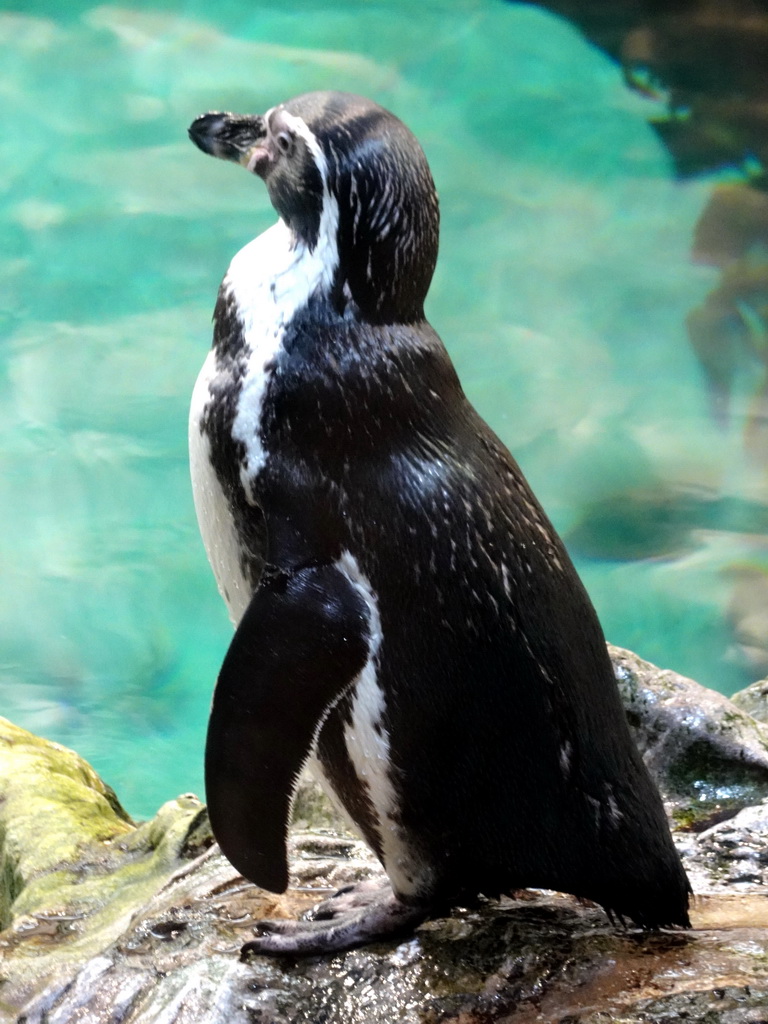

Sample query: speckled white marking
[606,785,623,825]
[500,561,511,600]
[586,794,601,829]
[189,353,251,626]
[332,550,432,898]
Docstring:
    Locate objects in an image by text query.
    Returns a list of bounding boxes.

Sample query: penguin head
[189,92,439,324]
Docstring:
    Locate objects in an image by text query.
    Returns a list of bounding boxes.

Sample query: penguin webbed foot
[305,876,393,920]
[241,880,429,957]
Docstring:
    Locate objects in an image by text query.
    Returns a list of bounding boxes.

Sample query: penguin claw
[250,917,302,936]
[241,890,429,957]
[307,877,393,921]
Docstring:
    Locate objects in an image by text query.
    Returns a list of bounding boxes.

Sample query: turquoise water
[2,1,767,818]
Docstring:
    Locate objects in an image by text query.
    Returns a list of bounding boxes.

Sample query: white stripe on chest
[227,214,337,493]
[189,114,339,625]
[230,115,340,495]
[189,219,335,622]
[309,551,433,899]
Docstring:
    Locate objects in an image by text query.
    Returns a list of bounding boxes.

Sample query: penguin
[187,91,691,956]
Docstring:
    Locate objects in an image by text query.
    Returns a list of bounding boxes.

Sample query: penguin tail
[600,868,692,930]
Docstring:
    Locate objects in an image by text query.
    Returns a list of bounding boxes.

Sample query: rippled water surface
[2,1,767,816]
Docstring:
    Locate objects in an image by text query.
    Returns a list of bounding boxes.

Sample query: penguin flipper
[204,561,370,893]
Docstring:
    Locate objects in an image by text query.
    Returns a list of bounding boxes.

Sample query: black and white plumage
[187,91,690,955]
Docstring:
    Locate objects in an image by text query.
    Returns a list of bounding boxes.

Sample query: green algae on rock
[0,715,133,929]
[0,715,214,1009]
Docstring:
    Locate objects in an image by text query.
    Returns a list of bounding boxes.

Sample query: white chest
[188,215,338,624]
[189,351,252,624]
[226,218,336,489]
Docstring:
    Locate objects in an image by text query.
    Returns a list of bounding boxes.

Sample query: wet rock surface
[3,648,768,1023]
[680,800,768,893]
[610,645,768,831]
[732,677,768,725]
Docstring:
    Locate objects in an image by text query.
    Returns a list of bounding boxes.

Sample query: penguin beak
[188,112,272,178]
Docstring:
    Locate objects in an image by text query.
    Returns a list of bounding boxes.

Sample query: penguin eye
[275,130,294,157]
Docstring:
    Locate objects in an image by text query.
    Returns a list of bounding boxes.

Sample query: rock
[0,716,215,1013]
[610,645,768,830]
[3,648,768,1023]
[731,676,768,724]
[290,773,344,832]
[528,1,768,177]
[680,799,768,893]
